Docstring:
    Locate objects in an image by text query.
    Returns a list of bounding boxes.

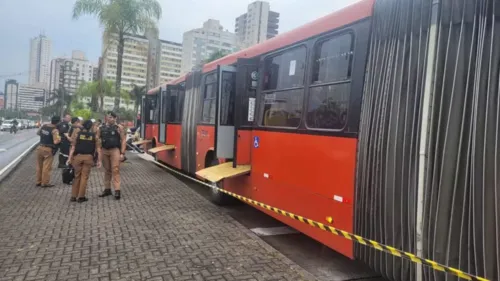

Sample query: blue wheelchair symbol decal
[253,136,260,148]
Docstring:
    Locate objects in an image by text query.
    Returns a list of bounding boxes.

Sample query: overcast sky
[0,0,359,88]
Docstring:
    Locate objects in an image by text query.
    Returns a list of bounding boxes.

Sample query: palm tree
[129,84,146,114]
[73,0,162,111]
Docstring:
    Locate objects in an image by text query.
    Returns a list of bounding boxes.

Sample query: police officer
[66,117,83,143]
[36,116,62,187]
[68,120,101,202]
[97,111,126,200]
[57,114,72,168]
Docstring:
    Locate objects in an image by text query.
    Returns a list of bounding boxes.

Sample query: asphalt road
[0,128,39,173]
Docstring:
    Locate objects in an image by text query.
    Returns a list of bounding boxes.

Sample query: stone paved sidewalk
[0,152,316,281]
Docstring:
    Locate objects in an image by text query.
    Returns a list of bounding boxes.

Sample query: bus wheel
[208,159,232,206]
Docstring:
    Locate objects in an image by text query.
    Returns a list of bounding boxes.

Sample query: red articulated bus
[139,0,499,280]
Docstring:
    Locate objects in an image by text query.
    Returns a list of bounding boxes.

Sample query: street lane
[0,129,39,172]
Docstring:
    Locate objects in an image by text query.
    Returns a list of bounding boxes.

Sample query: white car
[0,120,13,131]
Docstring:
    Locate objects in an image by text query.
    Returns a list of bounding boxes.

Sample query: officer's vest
[75,130,96,155]
[40,125,55,146]
[101,125,121,149]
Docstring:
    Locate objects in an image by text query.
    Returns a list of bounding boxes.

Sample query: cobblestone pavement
[0,152,317,281]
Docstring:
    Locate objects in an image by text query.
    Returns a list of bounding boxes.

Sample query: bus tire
[208,158,232,206]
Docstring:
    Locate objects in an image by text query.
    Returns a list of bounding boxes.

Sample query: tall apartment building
[235,1,279,48]
[102,32,182,91]
[29,34,52,89]
[181,19,239,73]
[49,51,95,96]
[4,80,19,110]
[18,85,46,111]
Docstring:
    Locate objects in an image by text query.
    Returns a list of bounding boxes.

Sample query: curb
[0,141,39,184]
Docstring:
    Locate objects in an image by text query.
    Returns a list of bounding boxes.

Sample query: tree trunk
[90,93,98,112]
[115,32,125,111]
[100,94,104,113]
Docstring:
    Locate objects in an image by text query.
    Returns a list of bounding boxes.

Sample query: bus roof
[147,0,374,95]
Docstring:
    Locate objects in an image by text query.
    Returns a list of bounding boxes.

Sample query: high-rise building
[4,80,19,110]
[18,85,46,111]
[235,1,279,48]
[102,32,182,91]
[181,19,239,73]
[29,34,52,89]
[49,51,95,96]
[0,91,4,109]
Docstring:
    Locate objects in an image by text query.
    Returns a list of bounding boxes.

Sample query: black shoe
[70,197,76,202]
[98,189,112,197]
[41,184,55,188]
[114,190,121,200]
[77,197,88,203]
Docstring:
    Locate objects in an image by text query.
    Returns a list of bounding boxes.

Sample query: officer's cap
[83,120,93,130]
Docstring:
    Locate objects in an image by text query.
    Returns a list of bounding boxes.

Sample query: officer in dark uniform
[68,120,101,202]
[56,114,71,168]
[36,116,62,187]
[97,111,126,200]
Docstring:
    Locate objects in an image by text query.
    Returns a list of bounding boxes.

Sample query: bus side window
[306,33,354,130]
[201,73,217,124]
[260,46,307,128]
[152,94,160,124]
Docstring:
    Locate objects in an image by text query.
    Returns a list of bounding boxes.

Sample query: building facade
[160,40,183,85]
[235,1,279,48]
[4,80,19,110]
[181,19,239,73]
[49,51,95,97]
[28,34,52,89]
[101,32,182,91]
[18,85,46,111]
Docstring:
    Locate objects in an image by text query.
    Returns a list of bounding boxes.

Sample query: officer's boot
[98,189,112,197]
[114,190,121,200]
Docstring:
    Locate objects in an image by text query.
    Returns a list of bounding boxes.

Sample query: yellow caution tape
[150,158,490,281]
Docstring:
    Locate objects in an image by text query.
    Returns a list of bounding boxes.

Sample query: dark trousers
[58,141,70,167]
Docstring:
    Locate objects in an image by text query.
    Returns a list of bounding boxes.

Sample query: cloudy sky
[0,0,359,88]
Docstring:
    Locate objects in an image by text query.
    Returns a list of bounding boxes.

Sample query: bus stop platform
[0,152,316,281]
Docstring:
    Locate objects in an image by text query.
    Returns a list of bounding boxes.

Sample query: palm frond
[72,0,105,19]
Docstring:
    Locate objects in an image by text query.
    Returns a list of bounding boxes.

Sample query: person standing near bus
[56,114,71,168]
[68,120,101,202]
[36,116,61,187]
[97,111,126,200]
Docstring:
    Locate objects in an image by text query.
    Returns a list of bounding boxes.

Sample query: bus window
[201,73,217,124]
[152,93,160,123]
[145,95,159,124]
[161,89,168,123]
[219,71,236,126]
[306,33,354,130]
[166,84,185,123]
[260,46,307,128]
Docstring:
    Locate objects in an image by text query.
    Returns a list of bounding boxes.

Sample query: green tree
[205,50,228,64]
[73,0,162,111]
[129,84,146,114]
[45,88,74,117]
[72,108,93,120]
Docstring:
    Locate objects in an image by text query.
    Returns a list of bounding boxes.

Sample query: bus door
[233,58,259,167]
[215,65,237,159]
[142,93,157,139]
[158,85,167,143]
